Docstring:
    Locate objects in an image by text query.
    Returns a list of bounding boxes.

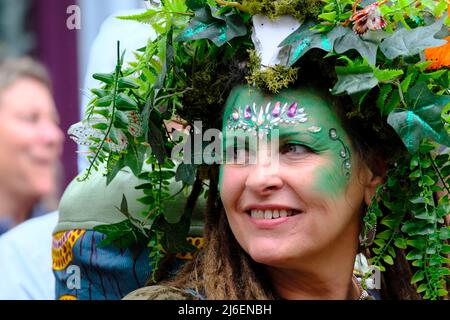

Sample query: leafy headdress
[69,0,450,299]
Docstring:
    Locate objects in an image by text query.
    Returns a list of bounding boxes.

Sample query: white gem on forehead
[308,126,322,133]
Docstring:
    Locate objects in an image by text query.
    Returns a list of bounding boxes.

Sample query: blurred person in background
[0,57,63,300]
[0,57,63,235]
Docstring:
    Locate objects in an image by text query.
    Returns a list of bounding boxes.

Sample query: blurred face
[0,78,63,198]
[220,86,374,269]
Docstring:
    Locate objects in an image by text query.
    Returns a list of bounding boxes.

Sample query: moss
[246,49,299,93]
[240,0,323,21]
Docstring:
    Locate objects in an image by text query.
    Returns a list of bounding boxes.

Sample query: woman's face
[220,86,376,269]
[0,78,63,199]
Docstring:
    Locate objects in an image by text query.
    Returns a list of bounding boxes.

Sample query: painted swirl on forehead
[220,86,353,198]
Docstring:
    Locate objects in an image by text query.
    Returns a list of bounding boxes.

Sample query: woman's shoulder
[123,285,201,300]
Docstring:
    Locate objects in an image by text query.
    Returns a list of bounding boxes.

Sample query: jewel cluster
[227,101,322,137]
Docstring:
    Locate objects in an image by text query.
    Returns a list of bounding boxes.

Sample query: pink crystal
[231,109,239,121]
[287,102,298,117]
[244,105,252,120]
[272,101,281,117]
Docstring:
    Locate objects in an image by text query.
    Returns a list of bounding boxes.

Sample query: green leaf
[374,68,403,83]
[411,270,424,284]
[118,77,139,89]
[135,183,154,190]
[387,85,450,153]
[394,237,407,249]
[439,226,450,240]
[91,88,111,98]
[332,64,378,95]
[176,5,247,47]
[383,255,394,265]
[113,111,129,129]
[115,93,139,111]
[175,163,197,185]
[124,144,146,177]
[416,283,427,293]
[93,72,115,84]
[186,0,206,10]
[377,85,396,116]
[377,229,393,240]
[95,95,113,107]
[380,215,399,229]
[334,29,388,65]
[407,238,425,249]
[437,289,449,297]
[400,73,414,93]
[147,112,167,165]
[278,22,345,67]
[380,16,447,59]
[137,194,155,205]
[91,123,108,130]
[94,219,147,249]
[442,244,450,254]
[409,170,421,179]
[421,175,435,186]
[406,249,423,260]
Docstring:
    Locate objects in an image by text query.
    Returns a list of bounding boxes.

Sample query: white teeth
[273,210,279,218]
[257,210,264,218]
[250,209,298,219]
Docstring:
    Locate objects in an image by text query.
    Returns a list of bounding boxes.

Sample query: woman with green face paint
[125,84,386,300]
[219,85,383,299]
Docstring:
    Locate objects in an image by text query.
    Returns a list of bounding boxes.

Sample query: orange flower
[425,36,450,70]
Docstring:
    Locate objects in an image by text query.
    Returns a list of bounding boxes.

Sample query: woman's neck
[0,187,37,226]
[266,237,361,300]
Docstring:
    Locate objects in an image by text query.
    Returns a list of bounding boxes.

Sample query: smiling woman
[0,58,63,234]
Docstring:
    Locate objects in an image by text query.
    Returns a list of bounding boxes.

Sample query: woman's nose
[244,153,283,195]
[39,119,64,149]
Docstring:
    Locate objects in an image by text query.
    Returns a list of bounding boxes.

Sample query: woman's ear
[363,166,385,206]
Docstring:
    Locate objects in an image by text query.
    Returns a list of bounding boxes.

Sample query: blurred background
[0,0,146,190]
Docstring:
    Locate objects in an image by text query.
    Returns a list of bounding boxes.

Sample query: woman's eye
[280,143,311,155]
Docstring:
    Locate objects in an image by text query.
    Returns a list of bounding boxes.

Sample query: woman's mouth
[247,208,303,220]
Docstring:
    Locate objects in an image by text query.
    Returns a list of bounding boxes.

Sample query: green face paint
[221,85,353,198]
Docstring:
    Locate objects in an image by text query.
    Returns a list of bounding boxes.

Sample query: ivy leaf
[383,255,394,265]
[334,29,388,65]
[147,111,167,164]
[124,143,147,177]
[411,270,425,284]
[440,226,450,240]
[373,68,403,83]
[394,237,407,249]
[175,163,197,185]
[380,16,447,60]
[106,157,125,185]
[278,22,346,67]
[332,60,378,95]
[388,82,450,153]
[154,211,196,254]
[94,219,147,249]
[176,5,247,47]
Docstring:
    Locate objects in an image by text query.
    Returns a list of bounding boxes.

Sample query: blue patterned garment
[53,230,153,300]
